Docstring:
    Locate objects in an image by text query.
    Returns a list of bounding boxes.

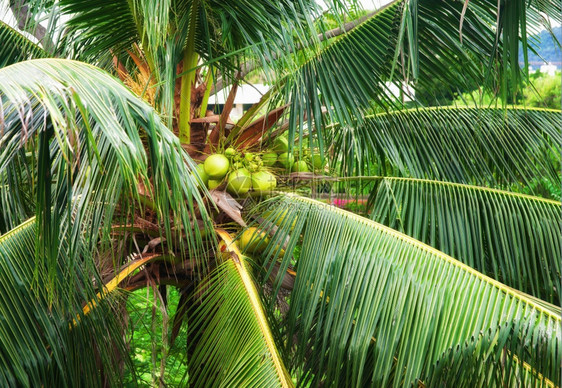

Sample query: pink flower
[331,199,367,208]
[332,199,350,207]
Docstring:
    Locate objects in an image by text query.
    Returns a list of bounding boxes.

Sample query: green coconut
[238,227,269,253]
[262,152,277,166]
[204,154,230,179]
[208,179,222,190]
[251,170,277,194]
[273,137,289,153]
[226,168,252,196]
[195,164,209,186]
[312,154,326,169]
[277,152,295,169]
[263,208,297,231]
[225,147,237,157]
[292,160,309,173]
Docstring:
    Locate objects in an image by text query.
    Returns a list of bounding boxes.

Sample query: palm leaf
[273,0,404,155]
[59,0,139,58]
[59,0,327,68]
[0,218,133,386]
[0,58,217,384]
[0,58,213,274]
[57,0,326,126]
[0,20,47,68]
[187,229,293,388]
[413,0,561,101]
[330,107,561,187]
[268,0,560,154]
[252,194,560,387]
[0,148,35,233]
[366,176,561,304]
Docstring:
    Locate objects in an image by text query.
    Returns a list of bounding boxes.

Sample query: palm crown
[0,0,560,386]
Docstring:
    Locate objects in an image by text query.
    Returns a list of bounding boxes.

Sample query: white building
[209,84,270,120]
[210,81,414,120]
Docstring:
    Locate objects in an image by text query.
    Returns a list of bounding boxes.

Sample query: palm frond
[0,148,35,233]
[57,0,328,127]
[366,176,561,304]
[413,0,561,101]
[187,229,293,388]
[330,107,561,187]
[81,253,171,318]
[59,0,139,58]
[0,20,47,68]
[0,58,213,276]
[273,0,404,155]
[252,194,560,387]
[59,0,322,66]
[268,0,560,153]
[0,218,133,386]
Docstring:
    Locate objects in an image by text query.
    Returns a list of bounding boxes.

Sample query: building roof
[210,82,414,105]
[209,83,270,105]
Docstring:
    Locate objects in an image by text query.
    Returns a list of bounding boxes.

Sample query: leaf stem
[178,0,200,144]
[216,229,294,388]
[199,67,213,118]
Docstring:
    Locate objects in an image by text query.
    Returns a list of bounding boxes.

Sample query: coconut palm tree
[0,0,560,386]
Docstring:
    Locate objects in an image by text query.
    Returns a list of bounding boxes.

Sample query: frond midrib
[216,229,294,388]
[286,193,561,320]
[345,175,561,205]
[0,217,36,243]
[370,105,562,115]
[326,106,562,130]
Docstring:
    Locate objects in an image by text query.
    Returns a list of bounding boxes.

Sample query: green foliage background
[125,289,188,387]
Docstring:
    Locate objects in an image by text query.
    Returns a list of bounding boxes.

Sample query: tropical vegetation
[0,0,560,387]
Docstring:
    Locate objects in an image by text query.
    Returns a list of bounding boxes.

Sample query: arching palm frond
[414,0,561,101]
[273,0,404,155]
[250,195,560,388]
[268,0,560,153]
[58,0,139,59]
[330,107,560,187]
[0,20,47,68]
[0,58,213,266]
[59,0,322,66]
[187,230,293,388]
[0,58,217,385]
[366,176,561,304]
[56,0,334,129]
[0,218,133,387]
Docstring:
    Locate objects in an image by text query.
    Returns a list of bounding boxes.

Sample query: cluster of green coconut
[269,136,327,173]
[196,148,277,196]
[195,135,327,196]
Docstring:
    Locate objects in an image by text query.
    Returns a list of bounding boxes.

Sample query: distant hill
[519,26,561,65]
